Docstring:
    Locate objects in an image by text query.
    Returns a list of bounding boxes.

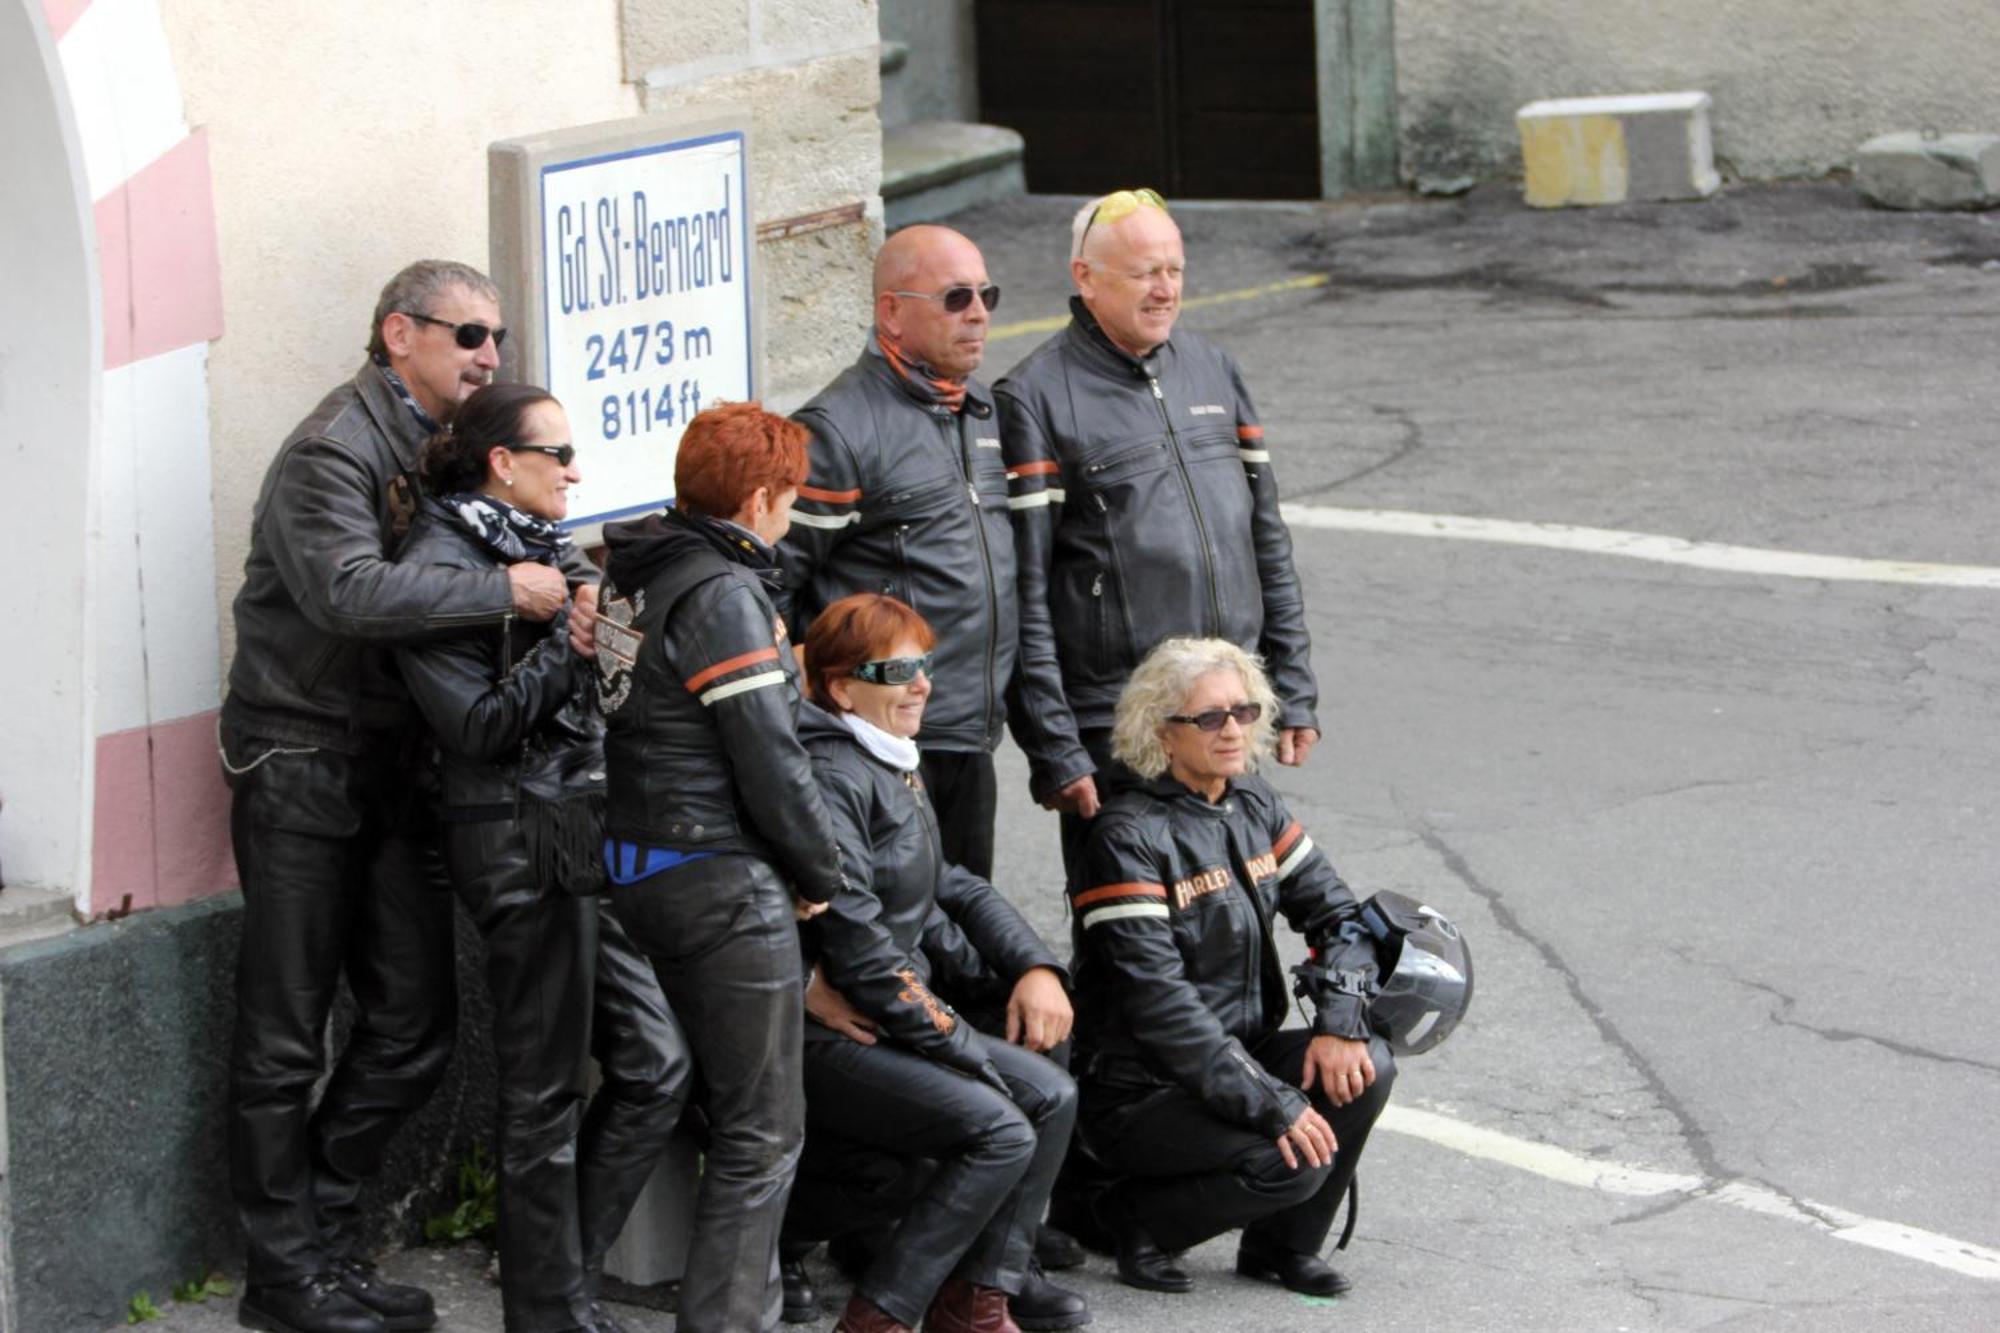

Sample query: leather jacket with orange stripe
[995,300,1318,801]
[1069,772,1376,1137]
[778,349,1017,754]
[596,507,846,903]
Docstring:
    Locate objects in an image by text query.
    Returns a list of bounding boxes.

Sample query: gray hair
[1111,637,1280,780]
[367,259,498,358]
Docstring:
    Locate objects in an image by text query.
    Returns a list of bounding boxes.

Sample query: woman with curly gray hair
[1068,637,1395,1298]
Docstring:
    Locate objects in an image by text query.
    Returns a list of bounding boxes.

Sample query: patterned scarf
[372,353,444,436]
[871,329,966,414]
[434,492,573,565]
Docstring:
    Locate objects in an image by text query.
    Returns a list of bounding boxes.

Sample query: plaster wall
[0,3,98,897]
[158,0,643,675]
[1395,0,2000,188]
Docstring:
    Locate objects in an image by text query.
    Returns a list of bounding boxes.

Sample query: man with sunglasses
[996,188,1320,855]
[778,225,1017,885]
[220,260,599,1333]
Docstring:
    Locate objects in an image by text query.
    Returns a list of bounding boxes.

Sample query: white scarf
[838,711,920,772]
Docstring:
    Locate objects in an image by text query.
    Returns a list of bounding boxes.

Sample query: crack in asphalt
[1667,945,2000,1078]
[1286,399,1428,502]
[1416,827,1734,1184]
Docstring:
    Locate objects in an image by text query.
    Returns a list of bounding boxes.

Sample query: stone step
[1517,91,1721,208]
[881,119,1025,227]
[0,884,78,950]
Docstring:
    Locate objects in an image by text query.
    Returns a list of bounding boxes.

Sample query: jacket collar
[1131,770,1237,814]
[1063,295,1171,380]
[857,341,996,420]
[352,359,432,472]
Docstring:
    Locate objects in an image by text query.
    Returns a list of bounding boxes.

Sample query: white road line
[1282,505,2000,589]
[1382,1105,2000,1282]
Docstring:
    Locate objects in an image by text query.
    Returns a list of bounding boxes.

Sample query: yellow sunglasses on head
[1079,187,1168,253]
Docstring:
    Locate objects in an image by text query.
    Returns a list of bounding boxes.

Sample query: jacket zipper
[1147,374,1223,632]
[951,412,1001,742]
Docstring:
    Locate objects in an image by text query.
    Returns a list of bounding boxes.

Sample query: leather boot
[835,1292,916,1333]
[237,1273,386,1333]
[922,1276,1021,1333]
[781,1254,818,1324]
[1032,1226,1086,1273]
[1008,1259,1091,1330]
[1235,1237,1353,1296]
[332,1258,436,1330]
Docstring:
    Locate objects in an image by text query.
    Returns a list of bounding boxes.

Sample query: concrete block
[1518,92,1721,208]
[754,0,879,57]
[881,120,1025,227]
[1856,132,2000,211]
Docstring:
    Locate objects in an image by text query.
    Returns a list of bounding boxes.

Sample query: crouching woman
[1071,637,1395,1299]
[795,594,1080,1333]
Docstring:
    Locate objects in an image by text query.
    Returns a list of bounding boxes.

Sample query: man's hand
[1300,1034,1375,1108]
[1041,774,1101,818]
[1004,966,1073,1053]
[567,582,600,660]
[1276,726,1320,767]
[1275,1105,1339,1171]
[794,895,830,921]
[507,563,566,622]
[805,968,877,1045]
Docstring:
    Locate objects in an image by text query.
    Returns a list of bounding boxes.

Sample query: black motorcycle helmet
[1359,890,1473,1055]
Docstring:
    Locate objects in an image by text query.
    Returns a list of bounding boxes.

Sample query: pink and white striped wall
[45,0,233,916]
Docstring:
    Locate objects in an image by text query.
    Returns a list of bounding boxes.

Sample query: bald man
[777,225,1017,882]
[996,190,1319,850]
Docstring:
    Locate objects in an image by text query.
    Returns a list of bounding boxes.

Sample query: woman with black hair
[395,383,689,1333]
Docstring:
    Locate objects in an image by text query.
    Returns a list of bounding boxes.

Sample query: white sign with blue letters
[491,113,756,533]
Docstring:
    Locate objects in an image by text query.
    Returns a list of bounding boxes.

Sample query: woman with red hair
[596,401,848,1333]
[783,593,1083,1333]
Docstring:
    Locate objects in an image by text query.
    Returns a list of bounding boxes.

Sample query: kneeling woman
[397,384,689,1333]
[1071,637,1395,1298]
[796,594,1080,1333]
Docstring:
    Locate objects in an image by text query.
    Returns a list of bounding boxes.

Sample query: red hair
[802,594,937,712]
[673,400,810,518]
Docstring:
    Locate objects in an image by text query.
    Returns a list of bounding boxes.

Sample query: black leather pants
[448,820,691,1332]
[610,854,805,1333]
[1082,1030,1396,1255]
[225,733,457,1285]
[785,1034,1077,1327]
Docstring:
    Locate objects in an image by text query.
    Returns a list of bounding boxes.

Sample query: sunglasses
[888,284,1001,315]
[506,442,576,466]
[1079,187,1168,253]
[406,311,507,350]
[851,654,934,686]
[1166,702,1262,732]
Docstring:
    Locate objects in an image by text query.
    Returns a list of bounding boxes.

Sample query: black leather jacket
[393,503,603,816]
[779,349,1017,753]
[596,508,845,904]
[800,704,1063,1080]
[221,360,595,751]
[1070,772,1375,1138]
[995,301,1318,799]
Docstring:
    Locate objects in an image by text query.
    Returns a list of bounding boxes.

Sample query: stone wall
[1394,0,2000,190]
[626,0,883,409]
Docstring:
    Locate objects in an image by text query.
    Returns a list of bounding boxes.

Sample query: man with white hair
[995,189,1320,848]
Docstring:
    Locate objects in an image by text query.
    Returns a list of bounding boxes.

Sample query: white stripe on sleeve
[698,670,790,706]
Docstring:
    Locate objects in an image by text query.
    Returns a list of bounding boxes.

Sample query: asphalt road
[123,182,2000,1331]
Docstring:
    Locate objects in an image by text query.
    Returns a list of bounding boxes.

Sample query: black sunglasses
[406,311,507,350]
[851,654,934,685]
[888,284,1001,315]
[506,442,576,466]
[1166,702,1262,732]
